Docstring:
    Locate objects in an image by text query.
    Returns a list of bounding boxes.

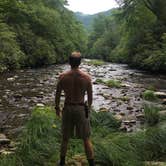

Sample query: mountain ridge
[75,9,114,30]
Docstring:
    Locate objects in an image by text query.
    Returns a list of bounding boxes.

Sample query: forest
[88,0,166,73]
[0,0,166,73]
[0,0,166,166]
[0,0,86,72]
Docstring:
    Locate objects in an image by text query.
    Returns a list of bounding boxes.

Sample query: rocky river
[0,59,166,139]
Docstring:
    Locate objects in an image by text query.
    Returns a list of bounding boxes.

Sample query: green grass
[143,90,157,101]
[144,105,160,126]
[87,59,105,66]
[1,106,166,165]
[95,79,122,88]
[105,80,121,88]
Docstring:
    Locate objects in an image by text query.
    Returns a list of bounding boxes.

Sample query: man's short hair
[69,51,82,68]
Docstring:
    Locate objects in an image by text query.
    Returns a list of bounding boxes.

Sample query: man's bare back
[56,69,92,106]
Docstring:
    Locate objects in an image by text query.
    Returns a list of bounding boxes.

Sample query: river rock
[127,106,133,110]
[121,83,131,88]
[102,94,110,99]
[14,93,22,99]
[119,112,125,116]
[136,113,145,120]
[99,107,109,112]
[0,136,10,145]
[154,92,166,99]
[119,126,127,132]
[7,77,15,81]
[114,115,123,121]
[159,110,166,116]
[0,150,14,155]
[36,103,45,107]
[162,99,166,105]
[0,133,6,139]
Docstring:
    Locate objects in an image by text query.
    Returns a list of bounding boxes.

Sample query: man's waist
[64,102,85,106]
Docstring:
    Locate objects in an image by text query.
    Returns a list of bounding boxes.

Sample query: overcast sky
[66,0,118,14]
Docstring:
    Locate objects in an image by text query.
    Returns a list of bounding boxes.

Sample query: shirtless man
[55,52,95,166]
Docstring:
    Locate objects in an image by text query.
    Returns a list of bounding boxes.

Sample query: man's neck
[71,67,79,70]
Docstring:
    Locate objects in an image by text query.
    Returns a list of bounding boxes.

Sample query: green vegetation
[143,90,157,101]
[0,0,87,72]
[96,78,122,88]
[87,0,166,72]
[144,105,160,126]
[1,106,166,165]
[87,59,105,66]
[105,80,121,88]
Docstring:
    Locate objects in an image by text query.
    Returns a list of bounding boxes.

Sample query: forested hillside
[0,0,87,72]
[87,0,166,72]
[75,9,112,30]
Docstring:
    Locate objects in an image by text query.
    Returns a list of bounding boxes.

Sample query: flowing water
[0,60,166,136]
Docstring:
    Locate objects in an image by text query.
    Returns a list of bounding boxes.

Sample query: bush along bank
[0,106,166,166]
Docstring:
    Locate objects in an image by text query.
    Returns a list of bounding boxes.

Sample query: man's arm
[55,77,62,116]
[87,78,93,108]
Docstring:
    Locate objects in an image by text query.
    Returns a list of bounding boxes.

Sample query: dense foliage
[87,0,166,72]
[0,0,87,72]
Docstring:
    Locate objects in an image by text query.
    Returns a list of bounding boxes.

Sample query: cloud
[66,0,118,14]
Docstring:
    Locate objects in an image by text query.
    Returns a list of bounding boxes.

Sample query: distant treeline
[87,0,166,72]
[0,0,87,72]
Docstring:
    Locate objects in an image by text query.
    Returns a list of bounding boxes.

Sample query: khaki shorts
[62,105,91,139]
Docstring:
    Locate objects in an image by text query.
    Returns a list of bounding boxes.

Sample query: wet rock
[162,99,166,105]
[14,93,22,99]
[119,112,125,116]
[121,83,131,88]
[36,103,45,107]
[130,120,136,124]
[159,110,166,116]
[0,133,6,139]
[0,150,14,155]
[7,77,15,81]
[127,127,133,132]
[123,120,131,125]
[154,92,166,99]
[127,106,134,110]
[119,126,127,132]
[102,94,110,100]
[136,114,145,121]
[0,134,10,145]
[114,115,123,121]
[99,107,109,112]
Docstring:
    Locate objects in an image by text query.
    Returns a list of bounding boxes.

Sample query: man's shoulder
[58,70,70,79]
[80,70,91,81]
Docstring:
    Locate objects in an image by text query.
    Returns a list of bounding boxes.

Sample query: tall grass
[144,105,160,126]
[0,106,166,165]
